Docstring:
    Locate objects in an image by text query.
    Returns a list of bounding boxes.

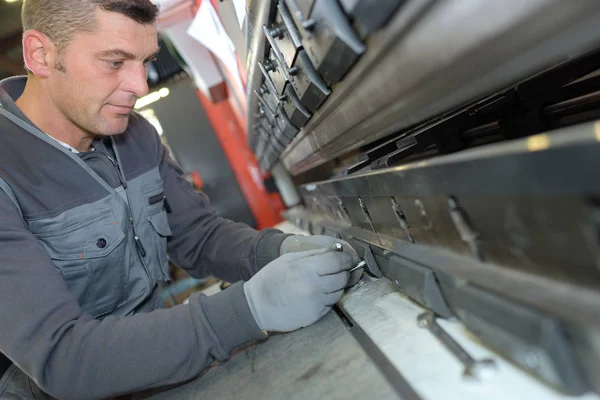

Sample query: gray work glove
[244,247,353,332]
[280,235,362,287]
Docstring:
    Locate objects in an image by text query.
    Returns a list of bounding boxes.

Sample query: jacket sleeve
[158,144,291,282]
[0,190,267,400]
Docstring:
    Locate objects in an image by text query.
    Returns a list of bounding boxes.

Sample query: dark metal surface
[282,83,312,126]
[283,120,600,392]
[284,0,317,35]
[443,282,589,393]
[300,0,365,85]
[281,0,600,175]
[388,257,452,318]
[340,0,405,39]
[287,120,600,315]
[290,50,331,112]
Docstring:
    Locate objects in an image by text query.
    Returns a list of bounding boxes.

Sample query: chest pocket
[143,187,172,281]
[33,210,126,318]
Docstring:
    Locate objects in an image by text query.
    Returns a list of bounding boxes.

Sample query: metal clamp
[284,84,312,119]
[263,25,293,82]
[278,1,303,48]
[448,197,483,261]
[254,89,276,115]
[285,0,316,38]
[258,61,286,101]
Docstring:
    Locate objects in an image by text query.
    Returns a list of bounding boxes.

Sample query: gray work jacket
[0,76,287,399]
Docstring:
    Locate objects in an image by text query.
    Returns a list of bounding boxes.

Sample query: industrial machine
[241,0,600,398]
[138,1,600,398]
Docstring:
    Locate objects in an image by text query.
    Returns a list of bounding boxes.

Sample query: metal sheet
[281,0,600,175]
[284,120,600,325]
[339,278,600,400]
[136,312,401,400]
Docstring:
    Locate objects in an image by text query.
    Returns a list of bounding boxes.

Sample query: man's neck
[15,78,94,152]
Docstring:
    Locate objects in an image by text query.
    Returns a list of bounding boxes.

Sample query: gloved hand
[244,247,353,332]
[280,235,362,286]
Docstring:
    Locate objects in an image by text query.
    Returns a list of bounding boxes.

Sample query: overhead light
[5,0,20,3]
[134,87,170,109]
[139,109,164,136]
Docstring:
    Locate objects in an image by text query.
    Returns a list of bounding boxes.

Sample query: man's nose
[123,63,149,99]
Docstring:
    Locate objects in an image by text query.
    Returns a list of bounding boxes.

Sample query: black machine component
[281,83,311,128]
[265,7,331,113]
[245,1,600,394]
[295,0,365,85]
[283,121,600,394]
[339,0,406,39]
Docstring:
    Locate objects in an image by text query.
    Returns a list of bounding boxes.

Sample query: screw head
[525,352,539,369]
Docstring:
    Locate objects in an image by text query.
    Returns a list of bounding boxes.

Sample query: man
[0,1,361,398]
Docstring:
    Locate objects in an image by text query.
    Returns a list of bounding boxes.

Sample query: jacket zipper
[103,153,148,260]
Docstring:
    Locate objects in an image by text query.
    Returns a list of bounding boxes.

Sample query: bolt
[303,19,316,31]
[264,60,276,72]
[270,25,284,39]
[525,352,539,369]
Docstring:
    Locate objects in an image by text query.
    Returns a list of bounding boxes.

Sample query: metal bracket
[263,25,293,82]
[259,61,286,101]
[448,196,483,261]
[358,196,377,234]
[391,197,415,243]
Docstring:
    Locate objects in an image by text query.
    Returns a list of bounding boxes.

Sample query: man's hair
[22,0,160,55]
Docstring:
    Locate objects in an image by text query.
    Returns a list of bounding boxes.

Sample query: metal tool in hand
[349,261,367,273]
[333,242,381,277]
[417,311,497,380]
[333,242,366,273]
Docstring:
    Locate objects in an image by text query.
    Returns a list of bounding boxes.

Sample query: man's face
[47,10,159,136]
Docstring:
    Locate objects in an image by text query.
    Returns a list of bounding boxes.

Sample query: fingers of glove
[303,251,353,275]
[316,271,350,294]
[275,246,337,265]
[280,234,336,254]
[303,236,360,265]
[343,244,362,266]
[345,269,363,288]
[280,235,363,267]
[323,289,345,307]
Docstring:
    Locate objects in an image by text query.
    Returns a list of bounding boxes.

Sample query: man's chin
[98,119,130,136]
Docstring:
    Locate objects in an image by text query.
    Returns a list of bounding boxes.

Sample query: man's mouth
[109,104,134,114]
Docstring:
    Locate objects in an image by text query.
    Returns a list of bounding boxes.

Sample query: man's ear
[22,30,59,77]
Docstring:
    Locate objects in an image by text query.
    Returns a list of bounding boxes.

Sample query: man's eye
[143,57,157,67]
[107,60,125,69]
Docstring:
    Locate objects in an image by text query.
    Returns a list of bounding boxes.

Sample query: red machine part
[190,0,285,230]
[195,87,284,230]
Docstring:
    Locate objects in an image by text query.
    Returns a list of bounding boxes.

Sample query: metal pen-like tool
[333,242,368,274]
[349,260,367,273]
